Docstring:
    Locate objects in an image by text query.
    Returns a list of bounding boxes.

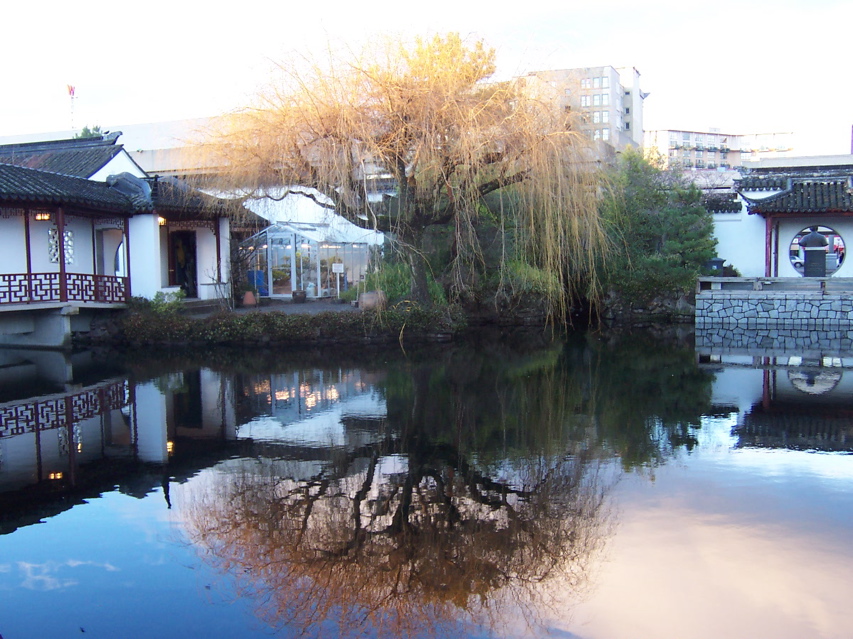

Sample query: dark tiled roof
[0,134,125,178]
[148,177,243,218]
[746,179,853,214]
[0,164,133,213]
[703,192,741,213]
[736,176,790,191]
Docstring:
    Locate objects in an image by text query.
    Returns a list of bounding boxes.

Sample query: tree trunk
[401,226,432,307]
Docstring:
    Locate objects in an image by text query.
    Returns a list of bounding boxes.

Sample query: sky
[2,0,851,155]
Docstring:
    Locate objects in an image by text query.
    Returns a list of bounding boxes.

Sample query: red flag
[67,85,75,97]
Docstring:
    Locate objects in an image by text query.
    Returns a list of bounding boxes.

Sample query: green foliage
[126,290,186,315]
[347,262,447,306]
[117,304,467,347]
[601,149,717,305]
[500,260,561,297]
[74,125,103,139]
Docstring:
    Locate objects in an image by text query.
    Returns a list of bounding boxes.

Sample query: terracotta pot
[242,290,257,306]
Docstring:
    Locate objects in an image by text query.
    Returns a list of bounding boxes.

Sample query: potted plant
[241,285,258,307]
[292,289,307,303]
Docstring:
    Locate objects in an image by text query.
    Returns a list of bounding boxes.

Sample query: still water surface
[1,332,851,638]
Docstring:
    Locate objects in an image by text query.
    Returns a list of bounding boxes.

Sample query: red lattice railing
[0,380,130,439]
[0,273,127,305]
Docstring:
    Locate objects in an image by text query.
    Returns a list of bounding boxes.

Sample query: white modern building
[645,129,794,171]
[522,66,647,154]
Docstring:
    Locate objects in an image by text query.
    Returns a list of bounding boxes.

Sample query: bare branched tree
[198,33,608,312]
[181,448,609,638]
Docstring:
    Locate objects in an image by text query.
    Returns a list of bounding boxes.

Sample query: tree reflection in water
[183,450,608,637]
[180,337,614,638]
[169,331,711,637]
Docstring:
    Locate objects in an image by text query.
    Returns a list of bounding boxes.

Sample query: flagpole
[67,85,76,131]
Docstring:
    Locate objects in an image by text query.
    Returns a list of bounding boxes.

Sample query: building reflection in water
[698,340,853,452]
[0,353,385,531]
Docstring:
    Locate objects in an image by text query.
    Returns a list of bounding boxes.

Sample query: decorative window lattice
[48,227,74,265]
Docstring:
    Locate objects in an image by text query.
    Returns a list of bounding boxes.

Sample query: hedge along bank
[83,304,469,348]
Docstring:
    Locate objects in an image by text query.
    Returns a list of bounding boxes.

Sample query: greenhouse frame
[242,222,383,299]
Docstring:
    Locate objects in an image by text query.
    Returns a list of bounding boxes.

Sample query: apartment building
[645,129,794,170]
[523,66,647,155]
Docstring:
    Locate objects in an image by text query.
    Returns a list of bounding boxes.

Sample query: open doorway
[169,231,198,297]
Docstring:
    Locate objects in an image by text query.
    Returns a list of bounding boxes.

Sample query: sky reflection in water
[0,334,851,639]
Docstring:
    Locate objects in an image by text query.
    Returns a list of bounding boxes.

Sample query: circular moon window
[789,226,845,276]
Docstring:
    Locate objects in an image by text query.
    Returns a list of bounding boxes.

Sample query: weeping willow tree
[200,33,608,313]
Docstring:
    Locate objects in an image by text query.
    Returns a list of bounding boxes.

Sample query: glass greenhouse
[242,222,383,299]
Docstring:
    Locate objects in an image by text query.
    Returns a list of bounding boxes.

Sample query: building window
[593,129,601,140]
[593,77,601,88]
[581,78,591,89]
[625,107,630,115]
[602,76,609,88]
[48,227,74,265]
[625,122,630,131]
[564,88,571,96]
[602,128,610,141]
[601,111,609,123]
[593,94,601,106]
[601,93,610,106]
[581,95,590,107]
[593,112,601,124]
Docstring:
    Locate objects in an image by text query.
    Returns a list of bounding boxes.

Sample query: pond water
[1,331,851,638]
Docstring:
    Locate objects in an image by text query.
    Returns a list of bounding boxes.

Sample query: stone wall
[695,292,853,329]
[696,324,853,358]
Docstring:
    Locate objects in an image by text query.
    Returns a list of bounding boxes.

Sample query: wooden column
[773,219,780,277]
[124,217,132,301]
[764,215,773,277]
[57,206,67,302]
[24,207,33,303]
[214,218,222,284]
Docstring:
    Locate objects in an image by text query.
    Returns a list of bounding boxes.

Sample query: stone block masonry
[695,291,853,330]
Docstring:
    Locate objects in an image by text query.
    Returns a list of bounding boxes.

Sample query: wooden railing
[0,380,130,439]
[698,277,853,294]
[0,273,127,305]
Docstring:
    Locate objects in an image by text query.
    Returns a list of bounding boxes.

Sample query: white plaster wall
[710,368,765,417]
[712,206,768,277]
[25,217,94,273]
[200,370,230,436]
[97,228,124,276]
[0,432,38,491]
[719,189,853,278]
[134,381,168,464]
[195,226,218,301]
[75,416,104,465]
[28,218,57,272]
[127,213,162,299]
[0,217,26,272]
[0,426,66,492]
[88,152,146,181]
[66,217,94,274]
